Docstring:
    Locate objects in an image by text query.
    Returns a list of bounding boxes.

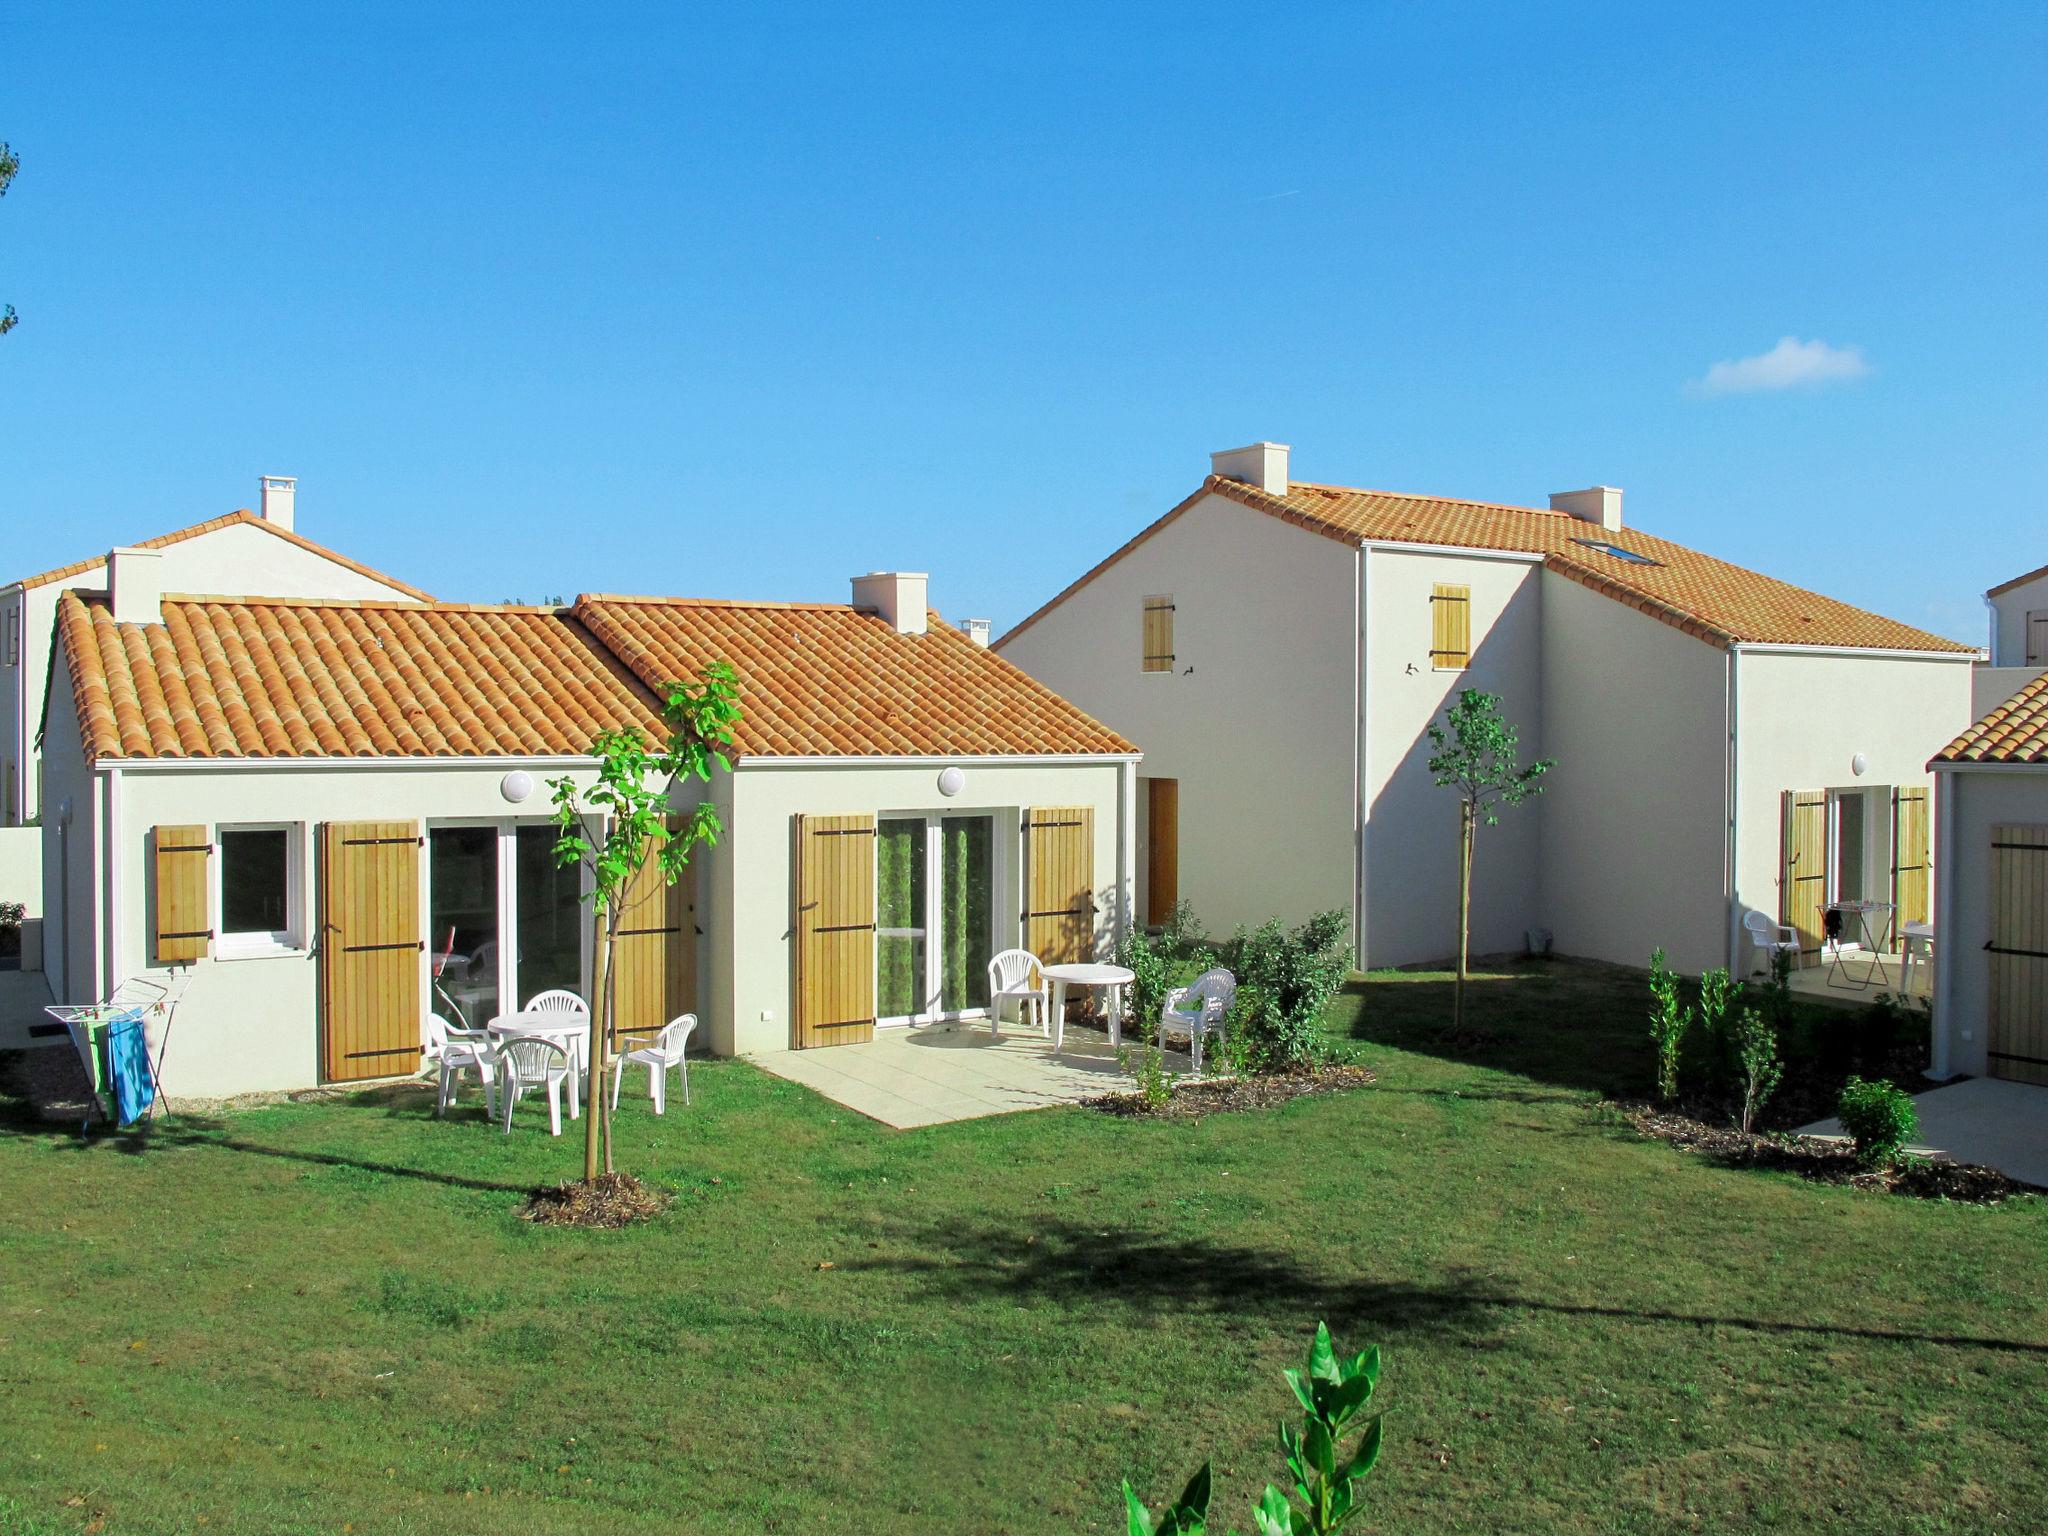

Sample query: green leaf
[1303,1413,1337,1482]
[1123,1480,1158,1536]
[1282,1367,1315,1416]
[1172,1463,1212,1522]
[1250,1487,1293,1536]
[1307,1321,1340,1385]
[1342,1416,1383,1483]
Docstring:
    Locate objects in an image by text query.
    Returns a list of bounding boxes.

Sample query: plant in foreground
[1123,1322,1383,1535]
[1836,1076,1918,1168]
[1731,1005,1781,1134]
[1695,965,1742,1092]
[1119,1040,1178,1110]
[1647,948,1691,1104]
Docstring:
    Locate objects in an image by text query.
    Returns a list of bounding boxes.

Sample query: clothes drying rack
[44,974,188,1133]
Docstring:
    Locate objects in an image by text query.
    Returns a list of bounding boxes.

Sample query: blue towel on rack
[105,1007,155,1126]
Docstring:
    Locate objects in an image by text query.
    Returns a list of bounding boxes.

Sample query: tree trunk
[584,904,614,1184]
[1455,799,1474,1032]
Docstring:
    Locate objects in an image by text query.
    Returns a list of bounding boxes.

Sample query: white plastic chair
[985,949,1049,1039]
[1158,967,1237,1074]
[522,988,591,1074]
[497,1036,571,1136]
[1742,910,1801,976]
[1899,920,1935,995]
[424,1012,498,1118]
[610,1013,698,1115]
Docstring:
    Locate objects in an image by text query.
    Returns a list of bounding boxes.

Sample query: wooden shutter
[793,813,877,1048]
[1142,595,1175,673]
[1144,778,1179,928]
[2027,611,2048,665]
[318,820,423,1083]
[1430,584,1470,670]
[1023,806,1095,963]
[1780,790,1827,962]
[610,839,695,1052]
[152,824,212,964]
[1891,786,1931,931]
[1988,824,2048,1085]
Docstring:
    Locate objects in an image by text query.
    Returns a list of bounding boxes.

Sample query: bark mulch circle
[1089,1063,1377,1119]
[1625,1103,2032,1204]
[517,1172,670,1227]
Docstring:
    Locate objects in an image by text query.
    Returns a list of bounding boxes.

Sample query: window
[1142,594,1175,673]
[1570,537,1661,567]
[1430,583,1470,670]
[217,825,297,951]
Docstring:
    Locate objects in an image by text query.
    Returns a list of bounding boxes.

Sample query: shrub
[1647,949,1691,1104]
[1123,1321,1383,1535]
[1695,966,1742,1092]
[1159,898,1210,961]
[0,900,23,932]
[1730,1006,1781,1134]
[1118,1041,1178,1109]
[1232,911,1349,1073]
[1836,1077,1918,1167]
[1117,927,1172,1038]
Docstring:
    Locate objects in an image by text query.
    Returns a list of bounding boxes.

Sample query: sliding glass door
[429,826,500,1028]
[876,813,996,1024]
[427,821,587,1029]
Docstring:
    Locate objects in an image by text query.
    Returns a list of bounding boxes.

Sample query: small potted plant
[0,900,23,970]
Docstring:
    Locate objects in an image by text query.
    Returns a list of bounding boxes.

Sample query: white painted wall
[715,759,1129,1056]
[1537,573,1732,975]
[4,519,422,827]
[1988,572,2048,666]
[1361,548,1545,966]
[1932,767,2048,1079]
[1732,647,1974,974]
[997,492,1356,937]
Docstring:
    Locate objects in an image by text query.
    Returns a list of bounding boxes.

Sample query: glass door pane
[939,816,994,1013]
[429,826,500,1029]
[1834,791,1867,905]
[876,818,927,1020]
[515,824,584,1008]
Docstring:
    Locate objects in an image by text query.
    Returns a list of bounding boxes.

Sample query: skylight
[1571,538,1661,567]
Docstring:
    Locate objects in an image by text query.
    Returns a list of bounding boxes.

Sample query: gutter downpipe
[1353,544,1370,971]
[96,764,117,1002]
[1724,646,1741,974]
[1116,757,1136,951]
[1929,764,1955,1080]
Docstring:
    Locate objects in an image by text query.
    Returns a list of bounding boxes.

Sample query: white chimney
[108,546,166,625]
[851,571,929,635]
[258,474,297,531]
[1210,441,1291,497]
[958,618,991,649]
[1549,485,1623,532]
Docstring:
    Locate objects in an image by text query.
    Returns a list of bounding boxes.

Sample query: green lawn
[1,959,2042,1534]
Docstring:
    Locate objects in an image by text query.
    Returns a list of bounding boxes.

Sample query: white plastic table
[488,1013,589,1118]
[1041,962,1136,1052]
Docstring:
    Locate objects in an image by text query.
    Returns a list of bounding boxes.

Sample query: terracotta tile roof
[11,510,434,602]
[1933,670,2048,765]
[574,595,1136,758]
[53,590,1135,763]
[1002,475,1975,655]
[56,592,662,760]
[1987,561,2048,599]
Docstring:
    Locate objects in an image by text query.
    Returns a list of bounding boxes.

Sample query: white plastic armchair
[611,1013,698,1115]
[985,949,1049,1039]
[1158,967,1237,1074]
[424,1012,498,1118]
[497,1035,571,1136]
[1742,911,1800,976]
[521,988,591,1072]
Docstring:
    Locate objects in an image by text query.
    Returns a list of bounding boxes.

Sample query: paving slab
[1799,1077,2048,1187]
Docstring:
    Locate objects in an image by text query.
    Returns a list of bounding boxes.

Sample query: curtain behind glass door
[515,825,583,1008]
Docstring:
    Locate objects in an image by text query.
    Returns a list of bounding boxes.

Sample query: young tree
[1,141,19,336]
[548,662,741,1184]
[1426,689,1553,1031]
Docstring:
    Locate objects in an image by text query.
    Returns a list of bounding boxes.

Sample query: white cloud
[1689,336,1870,398]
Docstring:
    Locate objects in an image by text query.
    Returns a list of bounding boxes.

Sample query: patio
[1783,949,1932,1007]
[749,1024,1186,1128]
[1799,1076,2048,1188]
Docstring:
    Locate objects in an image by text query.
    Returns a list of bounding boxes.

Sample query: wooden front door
[1989,824,2048,1086]
[609,839,695,1052]
[319,820,423,1083]
[1023,806,1095,963]
[1781,790,1827,963]
[1144,779,1178,928]
[793,814,877,1048]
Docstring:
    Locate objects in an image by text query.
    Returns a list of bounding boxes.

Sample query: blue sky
[4,3,2042,639]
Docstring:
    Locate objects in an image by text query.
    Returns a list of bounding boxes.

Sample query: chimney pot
[108,547,167,625]
[1550,485,1623,532]
[1210,441,1291,497]
[259,474,297,531]
[851,571,929,635]
[958,618,991,649]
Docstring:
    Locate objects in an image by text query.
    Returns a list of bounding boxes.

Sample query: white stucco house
[39,559,1136,1097]
[996,442,1978,979]
[1929,628,2048,1087]
[1975,561,2048,718]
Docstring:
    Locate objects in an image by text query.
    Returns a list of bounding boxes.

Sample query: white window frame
[213,822,304,959]
[423,818,592,1026]
[874,808,1008,1027]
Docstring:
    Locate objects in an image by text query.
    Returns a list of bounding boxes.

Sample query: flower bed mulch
[1088,1063,1377,1120]
[517,1172,670,1227]
[1624,1103,2032,1204]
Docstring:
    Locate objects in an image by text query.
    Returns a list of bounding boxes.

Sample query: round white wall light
[1851,753,1869,778]
[937,766,966,798]
[501,769,536,803]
